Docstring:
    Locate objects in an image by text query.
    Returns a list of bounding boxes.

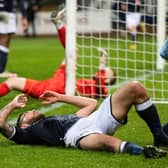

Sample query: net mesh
[75,0,168,102]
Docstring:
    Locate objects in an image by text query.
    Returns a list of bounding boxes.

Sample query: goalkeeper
[0,81,167,158]
[0,8,116,98]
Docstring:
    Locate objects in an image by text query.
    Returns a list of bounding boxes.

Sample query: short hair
[16,112,45,128]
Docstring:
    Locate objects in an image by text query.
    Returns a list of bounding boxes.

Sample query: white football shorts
[126,12,141,28]
[0,12,16,34]
[64,96,125,148]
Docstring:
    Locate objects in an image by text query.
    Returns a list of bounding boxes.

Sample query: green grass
[0,37,168,167]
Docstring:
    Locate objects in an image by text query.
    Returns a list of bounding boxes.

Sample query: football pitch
[0,37,168,167]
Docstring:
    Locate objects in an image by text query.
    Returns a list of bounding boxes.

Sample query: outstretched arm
[40,91,98,117]
[0,94,27,138]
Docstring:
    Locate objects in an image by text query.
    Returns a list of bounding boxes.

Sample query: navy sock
[121,142,143,155]
[0,48,8,73]
[135,100,162,136]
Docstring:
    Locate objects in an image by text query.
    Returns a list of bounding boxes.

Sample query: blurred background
[15,0,65,36]
[15,0,168,36]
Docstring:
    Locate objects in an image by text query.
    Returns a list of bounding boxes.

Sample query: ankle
[121,141,143,155]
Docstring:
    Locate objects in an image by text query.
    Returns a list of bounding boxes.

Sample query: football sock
[120,141,143,155]
[56,20,64,30]
[135,99,168,146]
[58,25,66,48]
[135,99,162,135]
[0,83,10,96]
[0,46,9,73]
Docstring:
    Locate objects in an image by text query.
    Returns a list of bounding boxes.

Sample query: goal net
[66,0,168,103]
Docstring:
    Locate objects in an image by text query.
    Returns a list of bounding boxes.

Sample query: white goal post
[157,0,166,70]
[65,0,77,96]
[66,0,168,103]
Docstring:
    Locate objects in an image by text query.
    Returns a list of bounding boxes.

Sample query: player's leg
[0,77,26,96]
[126,14,136,49]
[0,12,17,77]
[0,34,10,73]
[112,81,168,147]
[126,13,141,50]
[79,134,167,158]
[98,48,108,69]
[79,133,144,155]
[50,5,66,48]
[111,81,148,120]
[128,26,137,50]
[79,134,121,152]
[95,48,116,85]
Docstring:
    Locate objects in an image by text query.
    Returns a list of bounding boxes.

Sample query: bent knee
[128,81,148,101]
[128,81,145,92]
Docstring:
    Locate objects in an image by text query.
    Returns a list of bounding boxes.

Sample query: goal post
[66,0,168,103]
[65,0,77,96]
[156,0,166,70]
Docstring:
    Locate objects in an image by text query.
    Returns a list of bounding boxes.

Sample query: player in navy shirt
[13,114,80,146]
[0,0,28,77]
[0,81,168,158]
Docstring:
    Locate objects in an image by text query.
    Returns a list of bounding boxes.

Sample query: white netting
[68,0,168,102]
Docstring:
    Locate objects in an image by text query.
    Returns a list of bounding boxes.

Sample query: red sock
[0,83,10,96]
[58,26,66,48]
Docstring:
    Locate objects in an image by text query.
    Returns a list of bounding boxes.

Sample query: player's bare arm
[0,120,14,138]
[0,94,27,121]
[0,94,27,137]
[40,90,98,117]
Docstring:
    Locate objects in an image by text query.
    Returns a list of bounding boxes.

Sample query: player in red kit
[0,7,116,98]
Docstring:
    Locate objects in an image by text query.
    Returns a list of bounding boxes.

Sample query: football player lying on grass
[0,80,167,159]
[0,8,116,98]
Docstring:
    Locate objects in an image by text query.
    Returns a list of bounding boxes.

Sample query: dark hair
[16,112,45,128]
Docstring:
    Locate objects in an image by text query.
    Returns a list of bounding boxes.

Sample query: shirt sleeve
[8,125,16,139]
[10,126,34,144]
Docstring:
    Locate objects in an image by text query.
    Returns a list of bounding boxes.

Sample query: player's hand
[39,90,60,105]
[11,94,28,108]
